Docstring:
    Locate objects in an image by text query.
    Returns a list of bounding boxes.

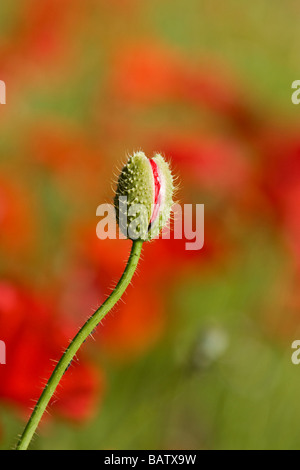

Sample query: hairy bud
[114,151,174,241]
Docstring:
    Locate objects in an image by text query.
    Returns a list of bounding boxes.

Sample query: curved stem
[16,239,144,451]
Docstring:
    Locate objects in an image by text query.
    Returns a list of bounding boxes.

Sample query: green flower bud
[114,151,174,241]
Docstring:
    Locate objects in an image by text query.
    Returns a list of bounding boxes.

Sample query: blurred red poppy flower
[0,1,76,83]
[259,128,300,271]
[111,43,256,129]
[157,133,251,199]
[0,281,103,423]
[0,174,35,257]
[112,44,179,105]
[142,221,227,281]
[13,0,79,64]
[27,124,105,204]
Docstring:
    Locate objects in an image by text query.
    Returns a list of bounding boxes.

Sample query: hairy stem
[16,239,144,451]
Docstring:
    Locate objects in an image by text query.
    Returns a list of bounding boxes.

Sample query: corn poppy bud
[115,151,174,241]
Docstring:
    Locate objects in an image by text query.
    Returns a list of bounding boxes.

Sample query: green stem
[16,239,144,451]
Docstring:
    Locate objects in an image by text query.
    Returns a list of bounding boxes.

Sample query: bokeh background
[0,0,300,450]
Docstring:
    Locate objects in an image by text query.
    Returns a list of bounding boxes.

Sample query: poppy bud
[114,151,174,241]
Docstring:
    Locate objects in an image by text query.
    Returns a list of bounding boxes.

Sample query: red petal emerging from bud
[149,158,162,227]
